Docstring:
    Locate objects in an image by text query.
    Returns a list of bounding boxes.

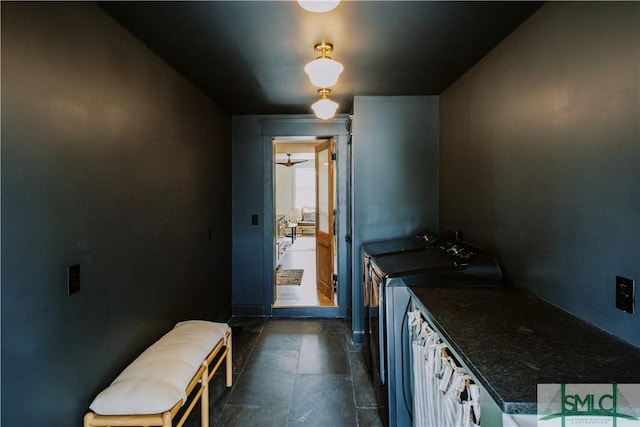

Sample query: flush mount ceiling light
[297,0,340,13]
[311,88,339,120]
[304,42,344,88]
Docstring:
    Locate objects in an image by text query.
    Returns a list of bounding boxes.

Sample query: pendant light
[304,43,344,88]
[297,0,340,13]
[311,89,339,120]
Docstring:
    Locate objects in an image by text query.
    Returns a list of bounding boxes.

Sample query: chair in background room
[297,206,316,235]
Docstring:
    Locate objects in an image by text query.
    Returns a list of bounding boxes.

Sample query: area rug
[276,269,304,285]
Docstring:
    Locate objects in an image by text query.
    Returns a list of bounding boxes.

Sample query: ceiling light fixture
[276,154,309,167]
[304,42,344,88]
[311,88,339,120]
[297,0,340,13]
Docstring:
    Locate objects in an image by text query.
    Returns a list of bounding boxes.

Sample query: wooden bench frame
[84,328,232,427]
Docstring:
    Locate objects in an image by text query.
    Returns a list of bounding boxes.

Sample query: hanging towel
[409,308,482,427]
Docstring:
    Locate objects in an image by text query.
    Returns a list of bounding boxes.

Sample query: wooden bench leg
[226,332,233,387]
[163,411,172,427]
[83,412,94,427]
[201,361,209,427]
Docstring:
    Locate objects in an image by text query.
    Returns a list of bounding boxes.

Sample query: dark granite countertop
[408,285,640,414]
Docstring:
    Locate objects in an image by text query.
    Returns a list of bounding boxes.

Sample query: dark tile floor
[185,317,385,427]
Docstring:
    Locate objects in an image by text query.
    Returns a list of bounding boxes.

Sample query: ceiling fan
[276,154,309,167]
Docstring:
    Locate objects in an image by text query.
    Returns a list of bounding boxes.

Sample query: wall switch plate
[251,214,259,226]
[68,264,80,295]
[615,276,634,314]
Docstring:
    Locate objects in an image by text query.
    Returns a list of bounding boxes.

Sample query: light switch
[615,276,634,314]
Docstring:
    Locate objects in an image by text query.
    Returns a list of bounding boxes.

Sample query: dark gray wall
[231,116,267,314]
[351,96,439,342]
[1,3,232,425]
[440,2,639,346]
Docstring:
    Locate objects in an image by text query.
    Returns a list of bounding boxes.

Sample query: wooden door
[315,139,335,302]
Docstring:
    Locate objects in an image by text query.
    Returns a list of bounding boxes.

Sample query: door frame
[261,116,350,318]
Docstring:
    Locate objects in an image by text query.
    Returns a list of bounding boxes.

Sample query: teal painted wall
[1,3,232,424]
[351,96,440,341]
[440,2,640,346]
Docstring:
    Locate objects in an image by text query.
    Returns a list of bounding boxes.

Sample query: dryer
[361,231,441,373]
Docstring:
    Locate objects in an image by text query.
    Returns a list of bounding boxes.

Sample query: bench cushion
[89,320,228,415]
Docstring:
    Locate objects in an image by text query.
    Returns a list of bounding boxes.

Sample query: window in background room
[294,167,315,208]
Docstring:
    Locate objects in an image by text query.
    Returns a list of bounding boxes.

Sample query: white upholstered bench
[84,320,232,427]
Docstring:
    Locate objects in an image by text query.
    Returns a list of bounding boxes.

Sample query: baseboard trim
[232,304,265,316]
[351,329,365,344]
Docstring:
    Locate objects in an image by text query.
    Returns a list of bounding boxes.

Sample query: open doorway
[273,138,337,308]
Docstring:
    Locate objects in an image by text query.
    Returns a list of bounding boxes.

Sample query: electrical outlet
[615,276,634,314]
[68,264,80,295]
